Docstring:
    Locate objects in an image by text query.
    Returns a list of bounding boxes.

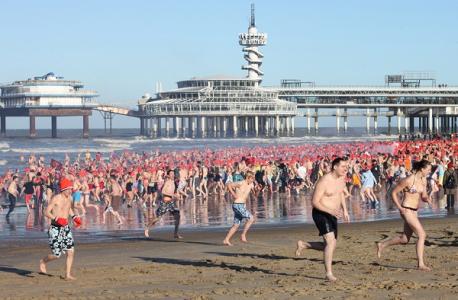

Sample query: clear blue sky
[1,0,457,129]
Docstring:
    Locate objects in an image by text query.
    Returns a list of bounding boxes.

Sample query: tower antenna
[250,3,255,27]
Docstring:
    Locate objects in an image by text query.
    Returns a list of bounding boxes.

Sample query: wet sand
[0,216,457,300]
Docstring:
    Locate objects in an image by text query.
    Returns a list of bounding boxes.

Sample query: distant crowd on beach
[1,136,456,223]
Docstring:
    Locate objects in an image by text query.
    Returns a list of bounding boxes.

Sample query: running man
[6,176,19,219]
[376,159,432,271]
[223,171,255,246]
[295,157,350,282]
[144,169,182,239]
[104,174,123,225]
[39,178,82,280]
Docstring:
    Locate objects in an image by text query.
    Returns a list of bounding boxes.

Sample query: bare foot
[376,242,383,259]
[296,240,305,257]
[223,240,233,246]
[39,259,47,274]
[326,273,337,282]
[174,234,183,239]
[144,229,149,238]
[418,265,432,271]
[64,275,77,281]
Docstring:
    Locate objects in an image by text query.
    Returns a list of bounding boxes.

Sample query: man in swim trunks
[223,171,255,246]
[144,169,182,239]
[22,177,36,212]
[39,178,81,280]
[106,174,123,225]
[295,157,350,282]
[6,176,19,219]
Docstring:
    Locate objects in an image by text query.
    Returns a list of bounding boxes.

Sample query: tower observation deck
[239,3,267,86]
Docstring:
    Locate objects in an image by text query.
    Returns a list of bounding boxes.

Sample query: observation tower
[239,4,267,86]
[139,4,296,138]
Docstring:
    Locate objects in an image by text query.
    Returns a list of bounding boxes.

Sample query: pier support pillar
[373,109,378,132]
[255,116,259,136]
[307,108,311,133]
[214,117,218,136]
[175,117,181,137]
[158,117,163,137]
[201,117,206,137]
[244,117,249,136]
[276,115,280,135]
[265,117,269,136]
[314,108,319,132]
[291,117,295,135]
[148,118,153,137]
[232,116,237,137]
[435,114,439,133]
[404,116,409,133]
[343,108,348,132]
[428,108,433,133]
[190,117,196,137]
[285,116,290,135]
[222,117,227,137]
[29,116,37,138]
[336,108,340,132]
[397,108,401,134]
[387,117,391,134]
[51,116,57,138]
[366,108,370,132]
[165,118,170,137]
[0,115,5,137]
[83,115,89,138]
[153,118,158,137]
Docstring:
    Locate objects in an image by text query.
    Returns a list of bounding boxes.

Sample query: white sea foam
[0,160,7,166]
[0,142,10,149]
[9,146,126,154]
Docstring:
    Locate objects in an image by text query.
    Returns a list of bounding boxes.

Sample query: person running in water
[223,171,255,246]
[6,176,19,219]
[39,178,82,280]
[376,159,432,271]
[295,157,350,282]
[104,174,124,225]
[144,169,182,239]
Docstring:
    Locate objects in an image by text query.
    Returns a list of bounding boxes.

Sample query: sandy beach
[0,216,457,300]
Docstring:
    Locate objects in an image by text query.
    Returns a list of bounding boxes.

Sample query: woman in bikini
[376,159,432,271]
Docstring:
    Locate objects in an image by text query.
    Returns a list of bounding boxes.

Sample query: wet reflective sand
[1,187,453,242]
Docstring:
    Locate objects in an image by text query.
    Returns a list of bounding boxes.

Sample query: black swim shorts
[312,208,338,239]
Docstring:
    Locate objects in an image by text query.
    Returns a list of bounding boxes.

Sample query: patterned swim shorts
[156,200,180,217]
[48,224,74,257]
[232,203,253,225]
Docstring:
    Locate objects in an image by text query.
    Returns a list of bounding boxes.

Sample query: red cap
[60,178,73,192]
[448,162,454,169]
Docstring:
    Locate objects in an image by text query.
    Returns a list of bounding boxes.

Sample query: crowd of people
[1,137,457,280]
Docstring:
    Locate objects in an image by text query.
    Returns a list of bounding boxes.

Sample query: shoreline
[1,212,455,248]
[1,216,457,299]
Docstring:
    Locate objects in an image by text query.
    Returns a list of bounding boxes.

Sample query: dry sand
[0,216,457,300]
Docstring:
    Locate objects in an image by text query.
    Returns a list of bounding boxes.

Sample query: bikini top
[404,174,419,194]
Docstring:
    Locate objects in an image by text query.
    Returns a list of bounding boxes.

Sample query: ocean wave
[0,160,7,166]
[0,142,10,150]
[9,147,127,154]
